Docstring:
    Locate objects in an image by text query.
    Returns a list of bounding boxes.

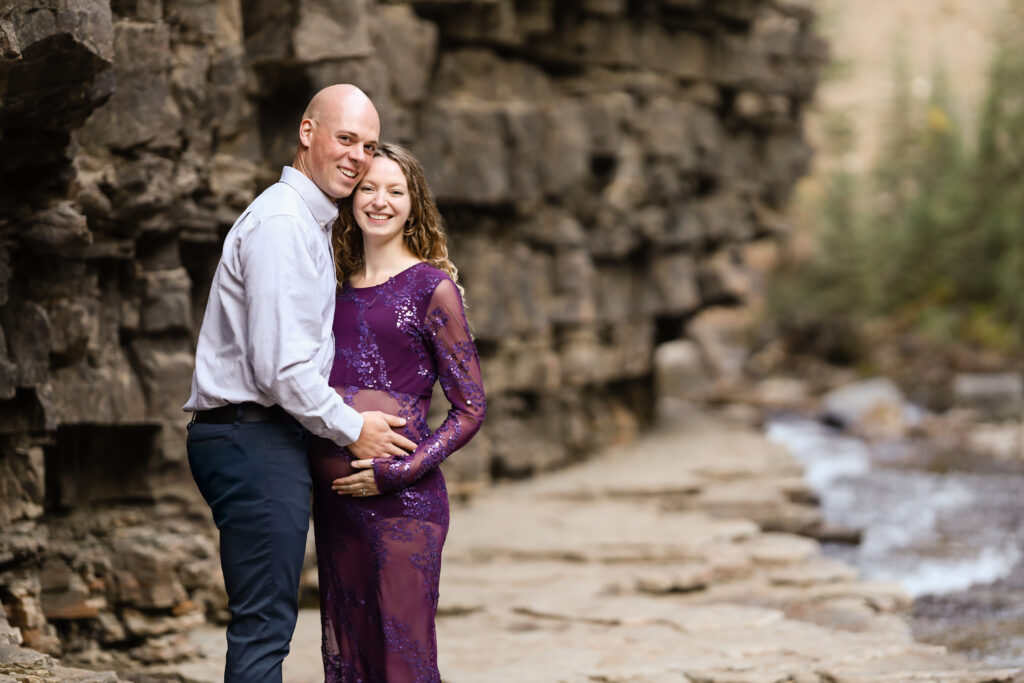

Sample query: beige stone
[147,412,1021,682]
[294,0,372,62]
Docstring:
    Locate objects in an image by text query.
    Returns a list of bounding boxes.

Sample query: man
[183,84,416,682]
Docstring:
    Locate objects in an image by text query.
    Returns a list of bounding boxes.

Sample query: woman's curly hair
[333,142,462,295]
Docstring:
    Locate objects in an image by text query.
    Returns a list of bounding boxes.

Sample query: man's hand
[334,411,415,497]
[347,411,416,460]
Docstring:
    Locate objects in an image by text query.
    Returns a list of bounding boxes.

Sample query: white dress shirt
[184,166,363,446]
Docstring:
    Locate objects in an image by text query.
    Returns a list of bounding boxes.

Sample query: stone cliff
[0,0,824,671]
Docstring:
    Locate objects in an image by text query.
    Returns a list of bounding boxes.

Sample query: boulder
[751,377,811,410]
[653,339,712,411]
[821,377,907,439]
[964,422,1024,462]
[952,372,1024,419]
[687,306,754,386]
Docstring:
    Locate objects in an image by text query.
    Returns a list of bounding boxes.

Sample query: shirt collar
[279,166,340,232]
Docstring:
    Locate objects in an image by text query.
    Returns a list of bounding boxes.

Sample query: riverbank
[138,409,1020,682]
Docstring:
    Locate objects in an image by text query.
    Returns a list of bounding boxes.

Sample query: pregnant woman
[308,142,486,682]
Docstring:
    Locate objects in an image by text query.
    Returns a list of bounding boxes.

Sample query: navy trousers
[187,416,311,683]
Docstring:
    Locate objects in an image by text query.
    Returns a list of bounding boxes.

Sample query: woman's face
[353,156,412,242]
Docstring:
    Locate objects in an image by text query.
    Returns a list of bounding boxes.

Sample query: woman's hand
[331,458,382,497]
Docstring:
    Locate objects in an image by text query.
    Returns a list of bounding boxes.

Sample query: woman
[308,142,486,682]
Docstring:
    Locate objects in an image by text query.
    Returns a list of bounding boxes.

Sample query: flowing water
[766,415,1024,666]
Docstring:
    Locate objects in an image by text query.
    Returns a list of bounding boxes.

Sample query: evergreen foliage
[773,0,1024,355]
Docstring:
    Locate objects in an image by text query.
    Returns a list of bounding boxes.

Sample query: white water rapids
[766,416,1023,598]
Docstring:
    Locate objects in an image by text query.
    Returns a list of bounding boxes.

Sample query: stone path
[170,412,1022,682]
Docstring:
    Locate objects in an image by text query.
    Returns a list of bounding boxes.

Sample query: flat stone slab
[150,411,1021,682]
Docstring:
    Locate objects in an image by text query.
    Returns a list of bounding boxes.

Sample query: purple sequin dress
[308,262,486,682]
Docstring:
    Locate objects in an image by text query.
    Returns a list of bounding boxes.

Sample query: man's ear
[298,119,314,148]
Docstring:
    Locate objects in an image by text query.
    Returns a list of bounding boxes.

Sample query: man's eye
[338,135,351,143]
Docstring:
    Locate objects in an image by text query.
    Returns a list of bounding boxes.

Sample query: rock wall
[0,0,824,671]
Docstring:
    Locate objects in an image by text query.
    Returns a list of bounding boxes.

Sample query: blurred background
[1,0,1023,678]
[763,0,1024,669]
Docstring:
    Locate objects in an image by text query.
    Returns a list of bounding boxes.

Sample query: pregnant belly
[309,385,429,486]
[334,385,430,441]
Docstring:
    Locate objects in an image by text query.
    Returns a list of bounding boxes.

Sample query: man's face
[301,102,380,200]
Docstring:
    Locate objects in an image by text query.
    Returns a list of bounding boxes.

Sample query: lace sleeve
[372,278,486,493]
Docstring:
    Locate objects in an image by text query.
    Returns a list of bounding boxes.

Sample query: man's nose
[349,145,365,162]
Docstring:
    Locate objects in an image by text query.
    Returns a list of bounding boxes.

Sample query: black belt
[193,402,289,424]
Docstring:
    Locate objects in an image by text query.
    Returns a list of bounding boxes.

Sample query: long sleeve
[372,278,486,493]
[240,215,364,445]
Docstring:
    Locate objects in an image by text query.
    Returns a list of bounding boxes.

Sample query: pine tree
[968,0,1024,341]
[768,0,1024,356]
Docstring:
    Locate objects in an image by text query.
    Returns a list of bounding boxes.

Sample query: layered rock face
[0,0,824,670]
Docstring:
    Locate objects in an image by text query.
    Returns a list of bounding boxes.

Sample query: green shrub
[771,0,1024,357]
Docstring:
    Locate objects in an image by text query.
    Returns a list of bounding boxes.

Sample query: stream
[766,415,1024,667]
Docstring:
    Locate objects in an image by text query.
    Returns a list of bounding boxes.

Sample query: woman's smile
[353,157,411,236]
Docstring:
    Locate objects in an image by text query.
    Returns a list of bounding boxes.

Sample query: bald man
[184,85,416,682]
